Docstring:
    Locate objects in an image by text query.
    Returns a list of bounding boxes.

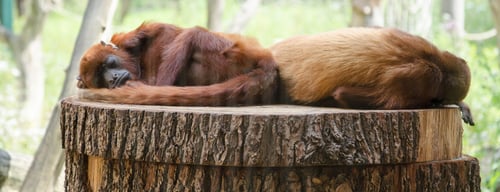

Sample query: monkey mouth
[111,72,131,88]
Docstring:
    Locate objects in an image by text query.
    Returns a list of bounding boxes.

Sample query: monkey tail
[79,68,278,106]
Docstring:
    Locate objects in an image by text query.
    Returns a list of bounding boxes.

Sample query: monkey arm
[155,27,234,86]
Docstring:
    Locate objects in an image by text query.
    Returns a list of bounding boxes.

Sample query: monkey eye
[103,55,119,68]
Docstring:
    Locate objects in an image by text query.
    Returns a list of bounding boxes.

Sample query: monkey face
[77,43,136,89]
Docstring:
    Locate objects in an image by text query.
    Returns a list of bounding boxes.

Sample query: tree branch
[464,28,497,41]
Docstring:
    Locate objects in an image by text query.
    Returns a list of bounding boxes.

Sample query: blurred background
[0,0,498,191]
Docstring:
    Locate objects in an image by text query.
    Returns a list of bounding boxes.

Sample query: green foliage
[0,0,498,190]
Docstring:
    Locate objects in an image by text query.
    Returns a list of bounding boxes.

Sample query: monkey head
[437,51,471,105]
[77,41,139,89]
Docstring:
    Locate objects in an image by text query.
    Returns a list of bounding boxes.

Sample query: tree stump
[60,97,480,191]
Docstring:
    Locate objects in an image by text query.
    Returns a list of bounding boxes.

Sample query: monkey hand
[458,101,475,126]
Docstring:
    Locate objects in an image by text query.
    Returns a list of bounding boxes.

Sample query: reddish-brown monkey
[78,24,473,125]
[270,27,474,125]
[77,22,278,105]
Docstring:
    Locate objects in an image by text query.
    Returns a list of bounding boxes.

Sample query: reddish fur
[78,22,278,106]
[271,27,474,125]
[78,24,474,125]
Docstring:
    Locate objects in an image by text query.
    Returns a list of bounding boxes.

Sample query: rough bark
[19,1,117,191]
[350,0,384,27]
[60,97,464,167]
[60,97,479,191]
[64,154,480,192]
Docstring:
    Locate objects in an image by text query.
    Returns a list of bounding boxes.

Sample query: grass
[0,0,498,190]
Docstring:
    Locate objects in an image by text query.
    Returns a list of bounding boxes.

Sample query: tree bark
[19,1,117,191]
[350,0,384,27]
[65,154,480,192]
[60,97,480,191]
[385,0,433,38]
[207,0,225,31]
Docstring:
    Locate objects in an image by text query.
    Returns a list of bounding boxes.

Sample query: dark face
[77,43,135,89]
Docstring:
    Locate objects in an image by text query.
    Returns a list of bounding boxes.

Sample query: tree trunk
[117,0,132,24]
[226,0,261,33]
[350,0,384,27]
[490,0,500,64]
[441,0,464,37]
[0,0,50,130]
[441,0,465,51]
[207,0,225,31]
[19,1,118,191]
[385,0,433,38]
[60,97,481,191]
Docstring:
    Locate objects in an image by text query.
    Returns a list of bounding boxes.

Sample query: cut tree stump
[60,97,480,191]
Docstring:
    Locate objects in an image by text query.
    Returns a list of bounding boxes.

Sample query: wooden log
[61,97,463,166]
[60,97,480,191]
[64,153,480,192]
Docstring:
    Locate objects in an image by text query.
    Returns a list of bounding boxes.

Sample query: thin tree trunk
[207,0,225,31]
[441,0,465,52]
[385,0,433,38]
[117,0,132,24]
[0,0,50,130]
[490,0,500,64]
[19,1,118,191]
[350,0,384,27]
[441,0,464,37]
[226,0,261,33]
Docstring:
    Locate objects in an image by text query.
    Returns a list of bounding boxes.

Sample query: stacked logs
[60,97,480,191]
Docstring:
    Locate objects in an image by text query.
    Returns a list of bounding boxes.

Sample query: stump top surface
[64,96,457,115]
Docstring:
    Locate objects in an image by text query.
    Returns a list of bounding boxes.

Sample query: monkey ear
[76,75,82,81]
[100,40,106,46]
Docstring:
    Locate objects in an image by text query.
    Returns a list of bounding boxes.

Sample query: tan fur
[271,28,471,110]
